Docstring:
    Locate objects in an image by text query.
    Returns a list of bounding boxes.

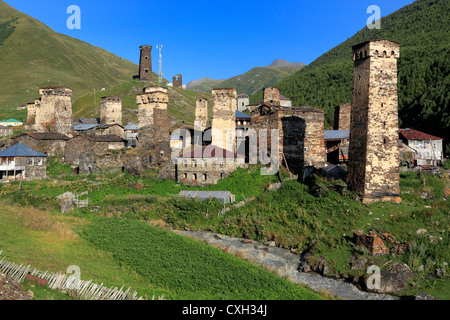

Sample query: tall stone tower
[25,101,36,131]
[195,96,209,132]
[35,86,73,136]
[263,87,281,106]
[347,40,401,203]
[139,45,152,82]
[136,86,170,162]
[211,88,237,152]
[100,96,122,126]
[173,74,182,90]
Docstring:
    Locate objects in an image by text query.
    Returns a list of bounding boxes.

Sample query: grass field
[0,202,322,300]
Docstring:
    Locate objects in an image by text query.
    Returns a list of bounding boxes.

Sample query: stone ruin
[173,74,183,90]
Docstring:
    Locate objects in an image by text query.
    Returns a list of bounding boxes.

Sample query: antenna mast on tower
[156,45,163,84]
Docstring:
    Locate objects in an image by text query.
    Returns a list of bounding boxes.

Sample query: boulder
[362,262,414,294]
[297,251,313,272]
[415,293,436,300]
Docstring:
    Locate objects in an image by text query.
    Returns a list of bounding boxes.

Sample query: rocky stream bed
[173,230,402,300]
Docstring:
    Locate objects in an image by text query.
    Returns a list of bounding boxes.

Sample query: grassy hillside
[0,158,448,299]
[72,79,213,128]
[186,77,224,92]
[0,0,138,108]
[251,0,449,152]
[189,65,304,95]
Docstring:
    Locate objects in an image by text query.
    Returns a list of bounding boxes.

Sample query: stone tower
[347,40,401,203]
[195,96,209,132]
[100,96,122,126]
[237,94,249,112]
[173,74,182,90]
[136,86,170,162]
[211,88,237,152]
[263,87,281,106]
[25,101,36,131]
[35,86,73,135]
[139,45,152,82]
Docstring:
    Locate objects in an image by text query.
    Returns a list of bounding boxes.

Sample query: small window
[28,158,34,166]
[38,158,43,166]
[193,173,197,180]
[160,151,164,157]
[203,173,207,180]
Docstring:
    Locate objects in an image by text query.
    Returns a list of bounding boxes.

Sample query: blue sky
[4,0,415,84]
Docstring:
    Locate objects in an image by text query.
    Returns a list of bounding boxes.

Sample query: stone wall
[334,103,352,130]
[25,156,47,180]
[139,45,152,82]
[211,88,237,152]
[347,40,401,203]
[250,105,325,175]
[176,158,245,186]
[100,97,122,126]
[11,133,68,157]
[64,135,109,166]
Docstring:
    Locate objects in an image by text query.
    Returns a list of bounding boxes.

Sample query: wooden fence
[0,250,163,300]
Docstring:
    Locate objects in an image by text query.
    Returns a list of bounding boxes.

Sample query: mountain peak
[267,59,306,68]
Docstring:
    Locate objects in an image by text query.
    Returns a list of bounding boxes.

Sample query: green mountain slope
[0,0,138,108]
[219,65,304,96]
[189,63,304,95]
[251,0,449,152]
[186,77,225,92]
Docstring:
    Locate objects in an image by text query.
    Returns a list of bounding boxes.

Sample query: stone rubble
[0,273,34,300]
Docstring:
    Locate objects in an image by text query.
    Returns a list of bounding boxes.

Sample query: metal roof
[74,124,99,131]
[178,190,235,203]
[1,119,22,123]
[0,143,47,157]
[325,130,350,140]
[399,129,442,141]
[124,124,138,130]
[235,110,251,119]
